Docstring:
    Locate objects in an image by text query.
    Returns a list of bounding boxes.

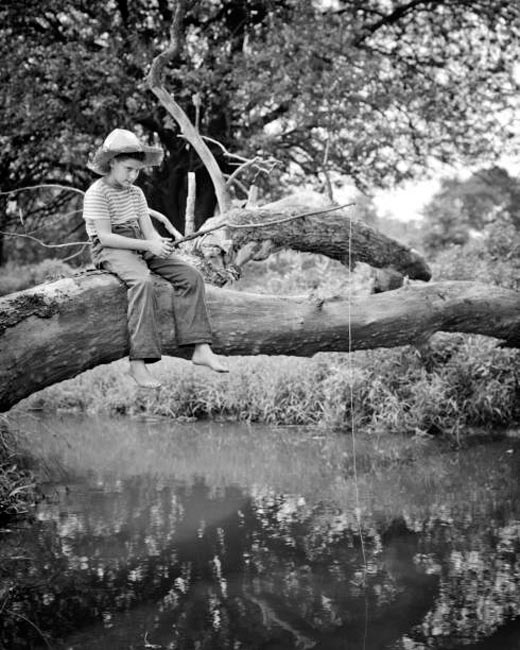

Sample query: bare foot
[128,361,162,389]
[191,343,229,373]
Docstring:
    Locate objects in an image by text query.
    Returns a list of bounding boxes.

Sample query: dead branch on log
[173,202,355,247]
[195,198,432,282]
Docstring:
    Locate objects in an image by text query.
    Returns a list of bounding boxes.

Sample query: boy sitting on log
[83,128,228,388]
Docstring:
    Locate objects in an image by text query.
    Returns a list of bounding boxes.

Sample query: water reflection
[1,414,520,649]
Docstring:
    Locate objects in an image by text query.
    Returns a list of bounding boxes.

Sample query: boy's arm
[134,190,171,243]
[94,220,173,257]
[138,211,162,241]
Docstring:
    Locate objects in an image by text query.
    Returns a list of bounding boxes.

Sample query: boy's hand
[147,237,175,258]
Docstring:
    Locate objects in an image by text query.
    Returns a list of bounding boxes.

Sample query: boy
[83,128,228,388]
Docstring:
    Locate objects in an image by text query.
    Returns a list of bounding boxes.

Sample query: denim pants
[91,222,213,362]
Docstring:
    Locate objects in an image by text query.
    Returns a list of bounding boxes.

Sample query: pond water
[1,413,520,649]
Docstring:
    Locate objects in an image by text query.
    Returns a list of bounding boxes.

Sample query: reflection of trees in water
[1,473,520,649]
[408,513,520,649]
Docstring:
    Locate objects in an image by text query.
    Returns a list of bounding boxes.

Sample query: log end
[402,249,432,282]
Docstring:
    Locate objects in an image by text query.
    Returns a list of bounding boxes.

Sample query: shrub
[0,417,39,522]
[431,213,520,291]
[19,334,520,443]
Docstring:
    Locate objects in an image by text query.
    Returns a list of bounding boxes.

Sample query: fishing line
[348,215,367,576]
[348,214,369,650]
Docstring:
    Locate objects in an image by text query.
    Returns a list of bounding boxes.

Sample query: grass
[16,332,520,443]
[0,416,39,522]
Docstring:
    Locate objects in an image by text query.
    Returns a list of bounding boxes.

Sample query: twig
[62,244,90,262]
[229,177,249,198]
[194,134,243,158]
[0,184,85,197]
[184,134,280,170]
[225,157,262,188]
[225,157,279,189]
[0,230,90,248]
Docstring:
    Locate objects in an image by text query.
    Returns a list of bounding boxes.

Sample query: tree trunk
[1,272,519,412]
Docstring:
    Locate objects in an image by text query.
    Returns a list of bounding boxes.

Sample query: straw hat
[87,128,164,175]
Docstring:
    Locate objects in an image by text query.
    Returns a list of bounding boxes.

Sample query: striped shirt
[83,178,148,238]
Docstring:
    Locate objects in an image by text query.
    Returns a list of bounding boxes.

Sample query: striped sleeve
[133,186,149,220]
[83,183,111,222]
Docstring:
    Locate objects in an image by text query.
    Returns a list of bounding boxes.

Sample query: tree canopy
[421,165,520,252]
[1,0,519,247]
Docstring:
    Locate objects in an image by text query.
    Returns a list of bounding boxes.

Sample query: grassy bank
[0,417,39,522]
[18,332,520,443]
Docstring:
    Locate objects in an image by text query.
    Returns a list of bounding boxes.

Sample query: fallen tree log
[1,271,519,412]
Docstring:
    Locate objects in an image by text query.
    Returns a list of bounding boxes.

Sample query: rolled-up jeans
[91,221,213,362]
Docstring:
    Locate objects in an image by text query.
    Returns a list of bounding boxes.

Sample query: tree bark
[1,272,519,412]
[215,202,431,281]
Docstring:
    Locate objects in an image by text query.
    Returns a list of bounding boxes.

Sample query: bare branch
[197,135,281,169]
[225,157,278,189]
[146,0,231,214]
[185,172,196,235]
[322,136,334,202]
[0,184,85,197]
[150,87,231,214]
[61,245,90,263]
[0,231,90,249]
[146,0,185,88]
[196,135,258,163]
[195,134,232,156]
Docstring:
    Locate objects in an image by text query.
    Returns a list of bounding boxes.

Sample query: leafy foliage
[431,209,520,290]
[1,0,519,260]
[421,166,520,253]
